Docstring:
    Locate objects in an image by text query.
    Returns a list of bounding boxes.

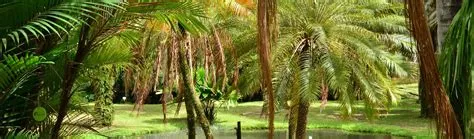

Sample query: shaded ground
[77,99,434,139]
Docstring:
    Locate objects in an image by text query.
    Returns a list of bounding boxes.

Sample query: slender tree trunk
[436,0,461,49]
[152,43,163,93]
[174,82,185,116]
[419,75,435,118]
[204,38,211,82]
[260,86,268,118]
[180,67,196,139]
[419,0,437,118]
[212,27,228,92]
[231,45,239,92]
[288,88,299,139]
[151,41,165,122]
[257,0,275,137]
[178,33,214,139]
[295,101,309,139]
[51,23,92,139]
[405,0,462,138]
[161,41,175,123]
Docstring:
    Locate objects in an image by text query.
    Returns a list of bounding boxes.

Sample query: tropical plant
[419,0,437,118]
[0,0,123,51]
[0,54,49,135]
[176,30,214,139]
[405,0,462,138]
[273,0,413,138]
[438,0,473,137]
[122,1,215,138]
[256,0,277,138]
[195,67,223,124]
[0,0,213,138]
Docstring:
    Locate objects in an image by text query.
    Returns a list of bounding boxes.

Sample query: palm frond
[438,0,474,137]
[0,1,124,51]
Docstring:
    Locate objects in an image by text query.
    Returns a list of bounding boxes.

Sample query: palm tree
[405,0,462,138]
[438,0,473,137]
[257,0,277,138]
[275,0,412,138]
[1,0,212,138]
[419,0,437,118]
[176,30,214,139]
[0,1,124,137]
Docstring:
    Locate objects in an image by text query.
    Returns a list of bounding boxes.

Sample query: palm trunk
[52,23,92,139]
[260,86,268,118]
[178,33,214,139]
[231,45,239,92]
[212,27,228,92]
[436,0,469,137]
[288,88,299,139]
[181,68,196,139]
[295,101,309,139]
[162,40,175,123]
[419,74,434,118]
[257,0,276,138]
[405,0,462,138]
[419,0,437,118]
[436,0,461,48]
[320,81,328,113]
[152,43,163,93]
[204,38,211,82]
[174,82,185,116]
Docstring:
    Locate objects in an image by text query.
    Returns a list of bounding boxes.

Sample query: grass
[76,99,435,139]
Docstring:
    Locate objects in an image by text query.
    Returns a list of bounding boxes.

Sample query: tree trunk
[436,0,461,48]
[288,90,299,139]
[260,87,268,118]
[257,0,276,138]
[178,33,214,139]
[436,0,469,137]
[231,45,239,92]
[295,101,309,139]
[405,0,462,138]
[419,75,435,118]
[174,82,185,116]
[180,68,196,139]
[320,81,328,113]
[152,42,163,93]
[212,27,227,92]
[419,0,437,118]
[162,40,175,124]
[51,23,92,139]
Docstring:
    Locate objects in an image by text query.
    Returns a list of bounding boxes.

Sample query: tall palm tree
[438,0,473,137]
[405,0,462,138]
[257,0,276,138]
[419,0,437,118]
[275,0,412,138]
[177,30,214,139]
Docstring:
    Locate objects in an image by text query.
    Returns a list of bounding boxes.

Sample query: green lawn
[76,99,435,139]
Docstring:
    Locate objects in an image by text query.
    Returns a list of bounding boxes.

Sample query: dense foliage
[0,0,471,138]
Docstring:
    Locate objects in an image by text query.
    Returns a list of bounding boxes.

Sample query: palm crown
[271,0,413,117]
